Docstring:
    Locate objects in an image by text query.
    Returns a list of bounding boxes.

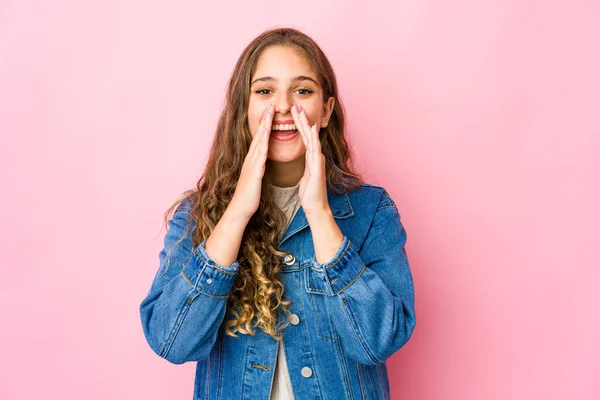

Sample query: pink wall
[1,0,598,399]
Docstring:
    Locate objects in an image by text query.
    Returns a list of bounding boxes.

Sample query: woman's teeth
[272,123,296,131]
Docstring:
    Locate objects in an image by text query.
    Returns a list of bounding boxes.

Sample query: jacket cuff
[306,236,365,296]
[182,240,239,298]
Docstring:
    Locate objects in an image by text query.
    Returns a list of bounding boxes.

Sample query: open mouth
[272,123,296,131]
[271,123,298,141]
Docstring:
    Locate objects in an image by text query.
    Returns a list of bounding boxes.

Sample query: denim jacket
[140,183,416,399]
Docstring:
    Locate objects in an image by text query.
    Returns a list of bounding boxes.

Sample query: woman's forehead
[252,46,317,83]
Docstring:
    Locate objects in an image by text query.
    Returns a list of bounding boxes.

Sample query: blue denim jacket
[140,183,416,399]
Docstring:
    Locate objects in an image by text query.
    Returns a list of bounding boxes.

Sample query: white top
[268,181,302,400]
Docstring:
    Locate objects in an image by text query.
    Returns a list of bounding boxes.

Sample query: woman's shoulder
[345,182,388,197]
[357,182,387,192]
[345,182,397,211]
[174,190,199,215]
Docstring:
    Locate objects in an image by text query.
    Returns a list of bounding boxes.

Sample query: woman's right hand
[230,104,273,220]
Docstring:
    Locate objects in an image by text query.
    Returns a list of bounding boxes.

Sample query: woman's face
[248,45,335,163]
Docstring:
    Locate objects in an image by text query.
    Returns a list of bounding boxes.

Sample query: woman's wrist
[305,207,345,264]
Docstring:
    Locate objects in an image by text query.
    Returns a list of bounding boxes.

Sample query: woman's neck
[266,155,305,187]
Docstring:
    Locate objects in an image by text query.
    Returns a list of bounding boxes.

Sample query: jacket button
[283,254,295,265]
[206,278,213,284]
[289,314,300,325]
[301,367,313,378]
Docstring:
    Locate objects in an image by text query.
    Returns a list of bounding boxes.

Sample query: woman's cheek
[307,111,321,127]
[248,104,265,133]
[247,110,260,136]
[300,103,321,125]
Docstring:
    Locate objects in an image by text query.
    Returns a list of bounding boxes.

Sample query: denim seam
[377,190,397,211]
[240,340,251,399]
[217,328,224,400]
[159,289,200,359]
[303,302,324,397]
[366,366,380,400]
[162,247,192,281]
[280,224,309,247]
[194,250,237,276]
[335,264,366,295]
[340,293,382,365]
[181,262,195,285]
[309,293,338,341]
[324,238,351,270]
[356,362,368,399]
[376,189,395,211]
[205,351,211,400]
[182,261,232,298]
[196,290,228,299]
[279,193,354,246]
[299,269,324,397]
[373,363,384,400]
[328,313,340,341]
[182,256,208,287]
[305,267,326,294]
[162,210,194,279]
[334,337,354,400]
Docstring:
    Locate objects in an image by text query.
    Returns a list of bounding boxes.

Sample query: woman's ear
[320,97,336,128]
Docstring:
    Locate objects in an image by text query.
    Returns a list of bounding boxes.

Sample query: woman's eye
[254,89,272,95]
[296,88,313,95]
[254,88,313,95]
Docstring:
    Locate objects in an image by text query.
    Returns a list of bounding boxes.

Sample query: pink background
[1,0,599,399]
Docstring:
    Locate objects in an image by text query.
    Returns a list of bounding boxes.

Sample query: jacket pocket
[305,267,338,340]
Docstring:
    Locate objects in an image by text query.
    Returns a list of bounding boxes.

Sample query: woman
[140,27,416,400]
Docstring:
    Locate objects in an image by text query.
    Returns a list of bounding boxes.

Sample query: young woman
[140,27,416,400]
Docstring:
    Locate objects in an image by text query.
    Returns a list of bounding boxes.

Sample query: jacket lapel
[279,187,355,246]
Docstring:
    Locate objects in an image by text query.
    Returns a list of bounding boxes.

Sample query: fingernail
[268,104,273,112]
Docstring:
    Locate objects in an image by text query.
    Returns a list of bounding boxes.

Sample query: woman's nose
[274,92,293,115]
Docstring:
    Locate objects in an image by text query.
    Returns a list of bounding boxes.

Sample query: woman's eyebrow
[251,75,319,85]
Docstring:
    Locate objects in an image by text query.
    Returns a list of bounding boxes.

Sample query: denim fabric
[140,183,416,399]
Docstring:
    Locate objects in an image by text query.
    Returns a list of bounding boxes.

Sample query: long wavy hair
[163,27,363,340]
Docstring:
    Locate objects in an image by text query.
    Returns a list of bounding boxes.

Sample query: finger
[263,103,274,140]
[311,122,321,152]
[248,106,268,156]
[258,103,274,158]
[291,105,309,149]
[293,105,311,152]
[299,107,314,153]
[249,104,272,158]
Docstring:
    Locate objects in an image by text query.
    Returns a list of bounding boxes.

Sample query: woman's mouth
[271,123,299,142]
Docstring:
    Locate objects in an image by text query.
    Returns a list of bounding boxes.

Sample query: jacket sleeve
[305,190,416,365]
[139,203,239,364]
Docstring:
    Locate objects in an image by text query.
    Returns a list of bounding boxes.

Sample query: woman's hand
[230,104,273,220]
[291,104,329,216]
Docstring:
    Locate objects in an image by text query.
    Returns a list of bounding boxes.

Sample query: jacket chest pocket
[304,267,339,340]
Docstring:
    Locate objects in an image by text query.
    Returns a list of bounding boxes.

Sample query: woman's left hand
[291,104,329,216]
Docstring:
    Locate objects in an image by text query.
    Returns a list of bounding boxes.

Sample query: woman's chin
[267,156,294,163]
[267,152,304,163]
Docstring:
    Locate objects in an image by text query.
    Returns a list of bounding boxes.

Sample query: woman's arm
[139,202,246,364]
[306,189,416,365]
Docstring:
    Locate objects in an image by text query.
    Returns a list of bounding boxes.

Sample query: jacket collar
[279,186,354,246]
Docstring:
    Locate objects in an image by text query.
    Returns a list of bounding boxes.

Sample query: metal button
[301,366,313,378]
[289,314,300,325]
[206,278,213,284]
[283,254,295,265]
